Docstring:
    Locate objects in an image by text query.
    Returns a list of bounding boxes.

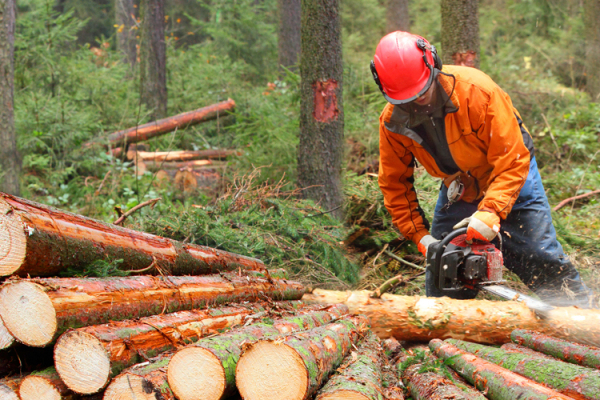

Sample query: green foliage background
[7,0,600,290]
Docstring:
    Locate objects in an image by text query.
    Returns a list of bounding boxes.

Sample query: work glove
[453,210,500,243]
[417,234,439,257]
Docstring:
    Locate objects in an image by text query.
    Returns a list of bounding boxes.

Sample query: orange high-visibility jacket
[378,65,533,245]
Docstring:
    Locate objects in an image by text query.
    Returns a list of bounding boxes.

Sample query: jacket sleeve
[476,87,531,219]
[378,115,430,244]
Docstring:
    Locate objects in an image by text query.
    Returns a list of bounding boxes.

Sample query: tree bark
[0,0,20,196]
[115,0,137,68]
[430,339,574,400]
[83,99,236,149]
[449,338,600,400]
[103,351,176,400]
[278,0,301,71]
[441,0,480,68]
[0,376,21,400]
[298,0,344,219]
[0,192,265,277]
[500,343,559,360]
[511,329,600,370]
[53,303,273,394]
[130,149,237,162]
[315,330,386,400]
[19,367,75,400]
[584,0,600,100]
[236,316,368,400]
[0,274,304,347]
[167,303,349,400]
[139,0,167,119]
[404,368,485,400]
[386,0,410,33]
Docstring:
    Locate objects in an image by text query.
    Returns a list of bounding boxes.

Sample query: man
[370,31,594,307]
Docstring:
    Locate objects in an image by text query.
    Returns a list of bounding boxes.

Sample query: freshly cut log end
[19,376,61,400]
[168,347,225,400]
[103,373,163,400]
[0,281,56,347]
[317,390,369,400]
[0,319,15,350]
[0,200,27,277]
[236,341,308,400]
[54,330,111,394]
[0,383,19,400]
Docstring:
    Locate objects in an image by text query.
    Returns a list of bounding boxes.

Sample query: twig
[541,113,562,161]
[553,189,600,211]
[371,271,425,298]
[126,256,159,273]
[290,258,350,288]
[114,197,161,225]
[304,204,343,218]
[94,170,112,196]
[383,249,425,271]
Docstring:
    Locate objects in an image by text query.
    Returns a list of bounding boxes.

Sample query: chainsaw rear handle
[431,227,468,271]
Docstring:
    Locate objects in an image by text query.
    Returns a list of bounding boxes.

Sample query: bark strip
[448,338,600,400]
[0,274,304,347]
[430,339,575,400]
[0,192,265,277]
[315,330,385,400]
[511,330,600,369]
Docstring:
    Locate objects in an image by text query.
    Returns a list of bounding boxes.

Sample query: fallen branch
[553,189,600,211]
[113,197,161,225]
[371,271,425,298]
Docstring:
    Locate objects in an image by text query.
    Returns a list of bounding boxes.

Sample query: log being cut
[430,339,576,400]
[0,192,265,277]
[302,289,600,346]
[105,305,348,400]
[166,303,349,400]
[0,274,304,347]
[19,367,74,400]
[235,316,369,400]
[314,330,386,400]
[82,98,236,149]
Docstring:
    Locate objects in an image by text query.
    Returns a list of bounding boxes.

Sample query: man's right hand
[418,234,439,257]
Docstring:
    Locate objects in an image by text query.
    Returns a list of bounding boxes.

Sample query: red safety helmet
[370,31,441,104]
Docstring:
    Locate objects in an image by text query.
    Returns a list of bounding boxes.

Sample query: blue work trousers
[425,157,594,307]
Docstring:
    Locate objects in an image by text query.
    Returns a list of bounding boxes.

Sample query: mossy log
[0,274,304,347]
[129,149,238,162]
[448,338,600,400]
[512,329,600,370]
[314,330,385,400]
[0,192,265,277]
[430,339,575,400]
[103,352,175,400]
[0,376,22,400]
[235,316,369,400]
[19,367,75,400]
[501,343,560,360]
[404,367,486,400]
[167,303,349,400]
[53,303,271,395]
[82,99,236,149]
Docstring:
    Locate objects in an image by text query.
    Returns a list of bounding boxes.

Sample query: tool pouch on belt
[443,173,480,204]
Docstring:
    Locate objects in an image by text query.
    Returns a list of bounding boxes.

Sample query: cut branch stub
[235,316,369,400]
[0,192,265,277]
[0,274,304,347]
[166,304,349,400]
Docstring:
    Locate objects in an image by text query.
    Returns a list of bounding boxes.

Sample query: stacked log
[18,367,73,400]
[0,376,21,400]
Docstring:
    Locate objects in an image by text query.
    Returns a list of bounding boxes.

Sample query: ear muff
[370,60,384,92]
[416,38,442,70]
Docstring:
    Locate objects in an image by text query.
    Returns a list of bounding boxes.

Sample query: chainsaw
[426,227,554,313]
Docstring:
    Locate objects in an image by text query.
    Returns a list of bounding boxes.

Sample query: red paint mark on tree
[452,51,477,68]
[313,80,339,122]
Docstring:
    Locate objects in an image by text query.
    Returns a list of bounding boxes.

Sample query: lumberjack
[370,31,595,307]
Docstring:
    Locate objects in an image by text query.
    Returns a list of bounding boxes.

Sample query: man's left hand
[453,210,500,243]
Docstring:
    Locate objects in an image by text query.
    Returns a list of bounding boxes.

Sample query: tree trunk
[0,0,20,196]
[500,343,559,361]
[0,376,21,400]
[584,0,600,100]
[386,0,410,33]
[235,316,368,400]
[130,149,237,162]
[315,330,386,400]
[448,338,600,400]
[19,367,75,400]
[139,0,167,119]
[82,99,236,149]
[511,329,600,370]
[115,0,137,68]
[53,303,272,394]
[430,339,574,400]
[278,0,301,71]
[298,0,344,219]
[441,0,480,68]
[0,192,265,277]
[167,303,349,400]
[0,274,304,347]
[103,352,175,400]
